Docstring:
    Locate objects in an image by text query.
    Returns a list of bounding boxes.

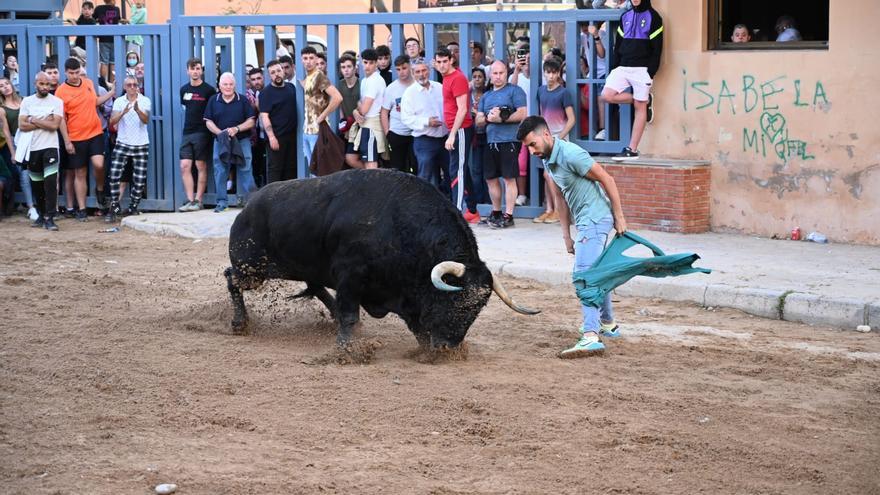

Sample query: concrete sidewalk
[123,210,880,330]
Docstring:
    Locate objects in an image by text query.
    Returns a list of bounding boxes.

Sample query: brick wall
[602,161,711,234]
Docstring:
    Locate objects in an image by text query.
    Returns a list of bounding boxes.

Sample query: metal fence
[3,7,627,213]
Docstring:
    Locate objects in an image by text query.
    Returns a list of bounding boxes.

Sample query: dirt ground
[1,215,879,495]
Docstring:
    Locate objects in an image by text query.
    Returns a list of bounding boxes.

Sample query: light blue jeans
[303,133,319,164]
[17,164,34,208]
[574,216,615,332]
[213,139,253,207]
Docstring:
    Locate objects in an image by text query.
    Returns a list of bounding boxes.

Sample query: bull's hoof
[231,319,249,335]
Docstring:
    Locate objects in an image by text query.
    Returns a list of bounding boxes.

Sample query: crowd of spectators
[2,0,677,230]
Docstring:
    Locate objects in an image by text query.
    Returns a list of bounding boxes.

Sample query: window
[708,0,829,50]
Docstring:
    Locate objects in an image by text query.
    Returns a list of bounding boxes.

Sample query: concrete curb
[483,259,872,331]
[120,213,874,331]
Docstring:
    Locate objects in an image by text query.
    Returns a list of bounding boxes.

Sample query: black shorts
[485,142,521,180]
[27,148,60,179]
[179,132,213,162]
[68,134,105,169]
[357,128,380,162]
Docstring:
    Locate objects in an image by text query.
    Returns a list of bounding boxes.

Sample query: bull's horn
[431,261,466,292]
[492,274,541,315]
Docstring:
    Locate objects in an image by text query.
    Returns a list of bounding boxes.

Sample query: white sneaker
[27,207,39,221]
[515,195,527,206]
[594,129,607,141]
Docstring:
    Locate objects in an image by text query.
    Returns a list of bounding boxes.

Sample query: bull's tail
[289,283,338,320]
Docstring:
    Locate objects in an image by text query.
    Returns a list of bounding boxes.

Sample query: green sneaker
[558,332,605,359]
[600,321,620,338]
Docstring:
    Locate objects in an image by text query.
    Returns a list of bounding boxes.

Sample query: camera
[498,106,513,122]
[516,48,528,59]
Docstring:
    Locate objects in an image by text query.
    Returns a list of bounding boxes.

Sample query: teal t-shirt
[543,138,611,225]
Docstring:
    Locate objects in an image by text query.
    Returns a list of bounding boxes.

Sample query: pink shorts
[518,142,528,176]
[603,66,653,102]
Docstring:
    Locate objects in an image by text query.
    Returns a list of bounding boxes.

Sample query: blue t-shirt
[203,92,256,132]
[478,83,527,143]
[537,85,573,137]
[258,82,298,137]
[543,138,611,225]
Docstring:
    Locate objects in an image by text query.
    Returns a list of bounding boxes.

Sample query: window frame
[707,0,829,51]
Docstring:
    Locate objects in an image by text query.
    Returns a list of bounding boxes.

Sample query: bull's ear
[431,261,465,292]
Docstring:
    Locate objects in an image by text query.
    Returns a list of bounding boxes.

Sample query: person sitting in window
[731,24,751,43]
[775,15,802,42]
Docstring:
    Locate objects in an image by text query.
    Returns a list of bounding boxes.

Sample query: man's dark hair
[446,41,459,48]
[81,1,94,8]
[300,46,317,56]
[472,41,484,54]
[405,37,420,47]
[266,59,281,70]
[361,48,378,61]
[375,45,391,57]
[548,47,563,59]
[516,36,530,44]
[434,47,452,60]
[316,52,327,62]
[342,50,357,58]
[247,67,263,77]
[278,55,293,65]
[393,54,410,67]
[471,66,486,79]
[516,115,548,141]
[542,57,562,74]
[186,57,202,69]
[338,54,356,68]
[42,62,58,71]
[64,57,82,71]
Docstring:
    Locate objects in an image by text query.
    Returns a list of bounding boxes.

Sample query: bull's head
[422,261,540,348]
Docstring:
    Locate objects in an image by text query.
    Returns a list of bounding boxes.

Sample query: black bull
[224,169,539,349]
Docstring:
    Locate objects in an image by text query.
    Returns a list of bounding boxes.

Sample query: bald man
[18,72,64,230]
[203,72,257,212]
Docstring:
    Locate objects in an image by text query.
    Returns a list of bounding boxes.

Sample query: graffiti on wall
[682,70,830,163]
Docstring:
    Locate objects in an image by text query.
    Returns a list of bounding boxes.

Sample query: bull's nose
[431,336,462,349]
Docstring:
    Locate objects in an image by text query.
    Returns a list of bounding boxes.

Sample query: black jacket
[612,0,664,78]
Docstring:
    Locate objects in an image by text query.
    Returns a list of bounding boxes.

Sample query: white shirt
[19,94,63,152]
[400,80,447,138]
[381,79,414,136]
[360,71,386,118]
[112,94,152,146]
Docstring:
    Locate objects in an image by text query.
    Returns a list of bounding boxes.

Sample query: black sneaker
[75,209,88,222]
[125,205,140,216]
[30,216,45,228]
[96,189,107,209]
[63,208,76,219]
[488,212,504,229]
[500,213,515,229]
[612,147,640,161]
[646,93,654,124]
[105,205,118,223]
[44,216,59,231]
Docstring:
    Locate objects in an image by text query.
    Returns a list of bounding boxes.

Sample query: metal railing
[3,7,628,212]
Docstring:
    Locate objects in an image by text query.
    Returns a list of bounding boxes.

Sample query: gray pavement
[123,210,880,330]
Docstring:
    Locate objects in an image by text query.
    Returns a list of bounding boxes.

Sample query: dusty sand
[1,216,879,494]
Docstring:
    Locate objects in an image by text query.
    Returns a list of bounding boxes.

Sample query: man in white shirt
[348,48,386,169]
[400,57,448,189]
[380,55,416,174]
[107,75,151,220]
[18,72,64,231]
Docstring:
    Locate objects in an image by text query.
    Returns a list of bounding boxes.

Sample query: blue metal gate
[4,7,628,213]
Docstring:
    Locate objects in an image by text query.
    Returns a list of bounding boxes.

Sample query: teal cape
[573,232,711,308]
